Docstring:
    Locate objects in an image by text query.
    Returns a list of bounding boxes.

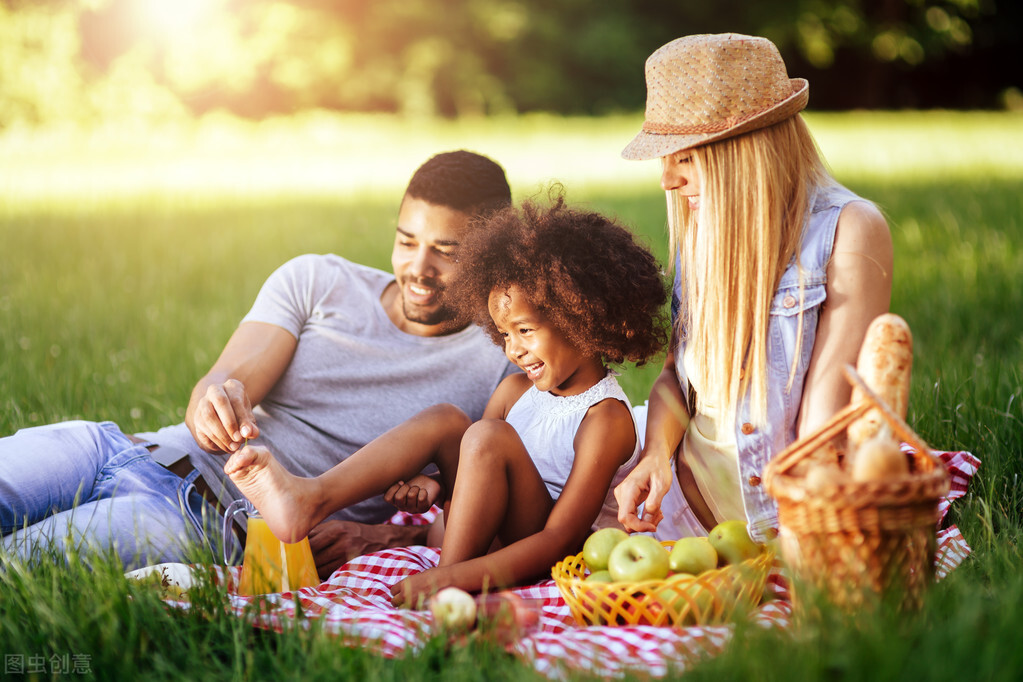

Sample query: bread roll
[850,431,910,482]
[806,462,846,491]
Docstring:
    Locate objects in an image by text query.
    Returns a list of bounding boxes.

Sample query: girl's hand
[390,568,450,608]
[385,474,442,515]
[614,450,673,533]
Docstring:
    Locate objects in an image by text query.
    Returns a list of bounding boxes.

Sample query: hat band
[642,111,759,136]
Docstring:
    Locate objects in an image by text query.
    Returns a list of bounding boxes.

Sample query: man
[0,151,516,574]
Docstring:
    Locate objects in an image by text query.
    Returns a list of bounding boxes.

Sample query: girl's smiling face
[488,286,605,396]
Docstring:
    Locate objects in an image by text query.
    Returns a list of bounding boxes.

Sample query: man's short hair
[404,150,512,217]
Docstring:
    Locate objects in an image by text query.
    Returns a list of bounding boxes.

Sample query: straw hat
[622,33,809,160]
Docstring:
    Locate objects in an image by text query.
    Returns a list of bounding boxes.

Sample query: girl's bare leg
[438,419,554,566]
[224,404,469,543]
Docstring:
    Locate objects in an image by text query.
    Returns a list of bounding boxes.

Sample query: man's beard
[401,295,458,327]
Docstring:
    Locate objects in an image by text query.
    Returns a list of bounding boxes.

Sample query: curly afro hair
[449,196,669,366]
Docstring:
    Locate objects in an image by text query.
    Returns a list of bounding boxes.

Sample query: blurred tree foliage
[0,0,1018,128]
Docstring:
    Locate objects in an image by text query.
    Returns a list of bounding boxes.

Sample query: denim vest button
[782,294,797,309]
[748,475,761,486]
[741,422,755,435]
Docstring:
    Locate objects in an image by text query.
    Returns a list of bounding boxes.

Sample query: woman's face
[661,150,701,211]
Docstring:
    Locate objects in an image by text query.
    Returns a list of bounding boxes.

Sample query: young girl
[224,197,668,605]
[614,33,894,543]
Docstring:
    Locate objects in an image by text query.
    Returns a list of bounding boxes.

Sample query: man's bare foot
[224,445,320,543]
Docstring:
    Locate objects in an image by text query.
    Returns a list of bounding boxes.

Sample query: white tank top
[505,372,641,530]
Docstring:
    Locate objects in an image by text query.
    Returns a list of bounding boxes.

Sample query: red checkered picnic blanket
[193,450,978,679]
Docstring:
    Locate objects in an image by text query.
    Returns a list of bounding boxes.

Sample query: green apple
[668,536,718,575]
[607,534,670,582]
[682,581,716,625]
[429,587,477,631]
[656,574,693,617]
[584,570,613,583]
[708,519,762,565]
[657,574,714,624]
[582,527,629,572]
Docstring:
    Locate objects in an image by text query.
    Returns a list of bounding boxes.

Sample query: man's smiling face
[388,195,471,336]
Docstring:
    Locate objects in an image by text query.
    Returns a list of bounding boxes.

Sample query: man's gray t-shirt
[145,254,515,523]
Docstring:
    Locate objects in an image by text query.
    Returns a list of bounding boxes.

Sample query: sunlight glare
[137,0,218,35]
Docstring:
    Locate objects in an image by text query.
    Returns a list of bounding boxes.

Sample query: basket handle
[765,398,870,478]
[841,365,937,470]
[765,365,936,481]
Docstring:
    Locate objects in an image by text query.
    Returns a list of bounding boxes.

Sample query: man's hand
[308,519,430,580]
[184,321,298,454]
[384,474,442,515]
[614,451,673,533]
[190,379,259,454]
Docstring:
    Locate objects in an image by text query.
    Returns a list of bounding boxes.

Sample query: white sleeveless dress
[504,372,641,530]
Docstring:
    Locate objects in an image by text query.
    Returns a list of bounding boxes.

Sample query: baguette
[846,313,913,448]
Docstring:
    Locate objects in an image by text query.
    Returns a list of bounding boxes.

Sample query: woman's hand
[614,450,674,533]
[616,348,689,533]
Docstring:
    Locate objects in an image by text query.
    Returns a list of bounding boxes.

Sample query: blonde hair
[668,115,831,425]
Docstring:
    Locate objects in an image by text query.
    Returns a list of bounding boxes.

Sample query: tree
[0,0,1016,129]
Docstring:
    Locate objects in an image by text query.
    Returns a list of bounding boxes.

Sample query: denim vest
[672,183,861,542]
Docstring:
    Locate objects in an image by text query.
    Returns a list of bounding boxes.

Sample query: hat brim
[621,78,809,161]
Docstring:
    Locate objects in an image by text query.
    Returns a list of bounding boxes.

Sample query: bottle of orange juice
[237,512,320,596]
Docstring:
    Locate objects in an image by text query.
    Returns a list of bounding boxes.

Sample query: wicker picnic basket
[552,541,774,627]
[763,366,950,612]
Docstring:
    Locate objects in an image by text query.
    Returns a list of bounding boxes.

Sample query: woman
[614,33,893,542]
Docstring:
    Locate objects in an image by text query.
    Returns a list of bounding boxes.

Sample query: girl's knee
[460,419,520,460]
[421,404,472,433]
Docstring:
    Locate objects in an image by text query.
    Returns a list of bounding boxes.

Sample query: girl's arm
[482,372,532,420]
[797,200,893,436]
[614,342,690,533]
[395,397,637,601]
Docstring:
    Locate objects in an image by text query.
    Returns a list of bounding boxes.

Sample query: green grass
[1,111,1022,680]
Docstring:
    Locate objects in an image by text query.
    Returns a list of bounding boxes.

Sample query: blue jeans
[0,420,229,570]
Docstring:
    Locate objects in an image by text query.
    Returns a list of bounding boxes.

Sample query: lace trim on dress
[525,371,626,417]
